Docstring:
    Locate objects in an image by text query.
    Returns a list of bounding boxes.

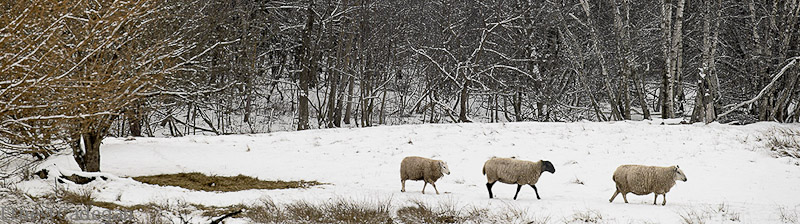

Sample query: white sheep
[400,156,450,194]
[482,157,555,200]
[609,164,687,205]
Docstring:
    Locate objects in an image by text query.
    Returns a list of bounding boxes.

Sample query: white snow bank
[18,120,800,223]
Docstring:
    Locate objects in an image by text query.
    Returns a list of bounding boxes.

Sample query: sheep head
[439,161,451,175]
[673,165,687,182]
[541,160,556,174]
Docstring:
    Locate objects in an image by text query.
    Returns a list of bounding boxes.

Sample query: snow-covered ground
[17,120,800,223]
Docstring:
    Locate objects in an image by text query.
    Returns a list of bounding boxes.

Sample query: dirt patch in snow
[132,172,323,192]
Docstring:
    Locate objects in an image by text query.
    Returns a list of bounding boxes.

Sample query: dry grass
[764,127,800,159]
[241,197,393,223]
[779,206,800,223]
[239,197,552,224]
[56,187,95,206]
[677,203,741,224]
[396,200,460,223]
[715,203,740,222]
[565,209,603,223]
[396,199,550,224]
[13,180,554,224]
[132,172,323,192]
[679,209,707,224]
[481,203,550,224]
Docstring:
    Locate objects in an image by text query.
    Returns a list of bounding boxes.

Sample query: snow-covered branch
[718,56,800,119]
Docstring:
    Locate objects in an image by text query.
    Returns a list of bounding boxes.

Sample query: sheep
[609,164,687,206]
[400,156,450,194]
[482,157,555,200]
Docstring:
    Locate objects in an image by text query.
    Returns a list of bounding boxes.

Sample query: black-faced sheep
[400,156,450,194]
[609,164,687,206]
[482,157,555,200]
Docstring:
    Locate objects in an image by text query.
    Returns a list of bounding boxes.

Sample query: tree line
[1,0,798,173]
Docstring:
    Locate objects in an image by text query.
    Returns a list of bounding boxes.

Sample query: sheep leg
[401,180,406,192]
[622,192,629,203]
[513,184,522,200]
[530,185,541,200]
[422,182,427,194]
[431,182,440,195]
[486,182,495,198]
[653,194,658,205]
[609,190,620,203]
[662,194,667,206]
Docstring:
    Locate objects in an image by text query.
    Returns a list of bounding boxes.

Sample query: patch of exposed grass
[132,172,323,192]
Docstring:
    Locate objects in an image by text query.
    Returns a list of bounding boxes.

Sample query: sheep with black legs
[482,157,555,200]
[609,164,687,206]
[400,156,450,194]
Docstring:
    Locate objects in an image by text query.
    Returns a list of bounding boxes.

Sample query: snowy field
[17,120,800,223]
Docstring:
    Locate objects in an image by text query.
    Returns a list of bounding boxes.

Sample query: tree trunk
[560,24,608,121]
[661,0,684,119]
[458,77,471,122]
[691,0,721,123]
[612,0,633,120]
[243,77,253,125]
[334,82,344,127]
[126,101,143,137]
[72,120,109,172]
[297,1,314,131]
[660,0,674,119]
[343,76,354,125]
[580,0,623,121]
[769,0,800,121]
[326,66,339,128]
[492,93,500,122]
[633,71,651,120]
[379,88,387,125]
